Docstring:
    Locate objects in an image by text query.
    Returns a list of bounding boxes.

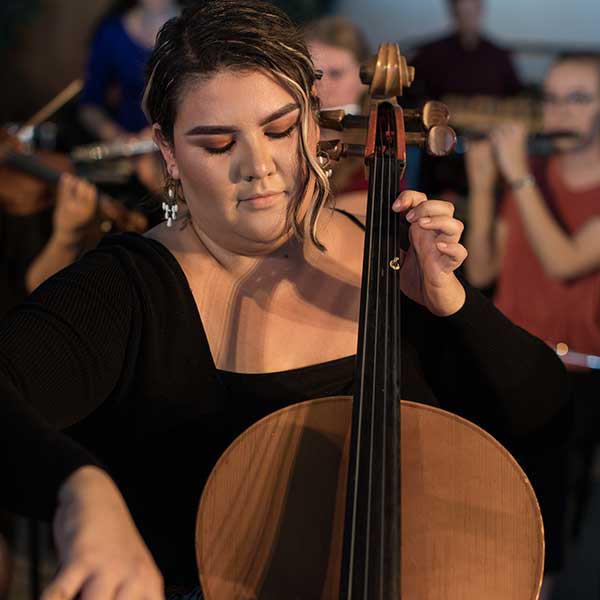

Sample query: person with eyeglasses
[465,52,600,596]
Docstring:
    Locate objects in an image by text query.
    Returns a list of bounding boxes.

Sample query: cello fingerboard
[340,102,405,600]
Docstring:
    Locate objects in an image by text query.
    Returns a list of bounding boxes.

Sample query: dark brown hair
[142,0,330,247]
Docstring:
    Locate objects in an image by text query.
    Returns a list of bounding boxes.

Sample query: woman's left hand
[392,190,467,317]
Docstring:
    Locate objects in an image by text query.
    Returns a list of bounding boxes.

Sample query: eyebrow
[185,103,299,136]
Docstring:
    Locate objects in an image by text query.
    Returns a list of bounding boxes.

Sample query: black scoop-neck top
[0,230,569,586]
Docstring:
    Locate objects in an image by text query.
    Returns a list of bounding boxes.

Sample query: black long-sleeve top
[0,233,570,586]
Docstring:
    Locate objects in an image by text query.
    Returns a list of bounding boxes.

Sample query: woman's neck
[185,219,305,280]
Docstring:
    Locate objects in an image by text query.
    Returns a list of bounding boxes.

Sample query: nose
[238,135,276,182]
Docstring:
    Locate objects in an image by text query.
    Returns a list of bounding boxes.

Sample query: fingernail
[406,210,416,222]
[419,217,431,224]
[437,242,447,249]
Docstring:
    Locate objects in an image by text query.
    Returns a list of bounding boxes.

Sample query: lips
[239,191,283,202]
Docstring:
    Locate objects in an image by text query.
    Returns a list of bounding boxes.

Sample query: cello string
[393,152,401,600]
[348,147,379,599]
[380,136,394,599]
[362,144,385,599]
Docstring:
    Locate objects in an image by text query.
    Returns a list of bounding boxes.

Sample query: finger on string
[416,215,464,238]
[405,200,456,222]
[392,190,427,212]
[41,563,89,600]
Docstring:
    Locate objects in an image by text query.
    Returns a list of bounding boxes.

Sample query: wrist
[50,230,84,251]
[507,172,535,192]
[429,276,466,317]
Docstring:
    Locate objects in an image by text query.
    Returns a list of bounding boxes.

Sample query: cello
[195,44,544,599]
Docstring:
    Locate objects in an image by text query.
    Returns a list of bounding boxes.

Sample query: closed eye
[266,123,297,139]
[205,141,235,155]
[205,122,297,155]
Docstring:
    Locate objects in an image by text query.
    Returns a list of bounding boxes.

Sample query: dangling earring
[316,144,333,178]
[162,176,179,227]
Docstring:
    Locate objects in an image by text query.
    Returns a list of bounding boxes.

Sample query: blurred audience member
[0,174,99,317]
[411,0,521,101]
[78,0,179,198]
[465,53,600,586]
[79,0,179,142]
[409,0,522,203]
[304,15,372,199]
[305,15,369,118]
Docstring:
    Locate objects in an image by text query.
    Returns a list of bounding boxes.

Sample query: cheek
[177,152,234,212]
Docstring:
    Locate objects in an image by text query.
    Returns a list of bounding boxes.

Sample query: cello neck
[339,101,407,599]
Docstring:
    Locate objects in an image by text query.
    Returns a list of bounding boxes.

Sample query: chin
[239,218,291,248]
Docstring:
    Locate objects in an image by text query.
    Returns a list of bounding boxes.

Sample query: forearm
[512,180,580,279]
[0,376,100,519]
[465,187,500,287]
[444,278,569,438]
[25,235,81,293]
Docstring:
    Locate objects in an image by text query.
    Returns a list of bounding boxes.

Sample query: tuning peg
[318,139,365,161]
[427,125,457,156]
[318,110,345,131]
[403,101,451,130]
[421,101,451,128]
[406,125,457,156]
[318,110,369,131]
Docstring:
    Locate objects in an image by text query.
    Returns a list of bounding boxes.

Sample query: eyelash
[205,124,297,155]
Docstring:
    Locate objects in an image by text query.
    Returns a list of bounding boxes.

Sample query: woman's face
[158,69,316,255]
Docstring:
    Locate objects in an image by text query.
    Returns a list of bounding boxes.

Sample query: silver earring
[316,147,333,178]
[162,177,179,227]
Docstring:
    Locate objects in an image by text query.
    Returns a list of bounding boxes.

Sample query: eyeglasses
[542,91,600,108]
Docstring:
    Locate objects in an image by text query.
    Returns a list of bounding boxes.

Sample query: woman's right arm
[0,248,163,599]
[43,466,163,600]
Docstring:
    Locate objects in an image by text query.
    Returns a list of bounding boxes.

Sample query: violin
[194,45,544,599]
[0,129,148,233]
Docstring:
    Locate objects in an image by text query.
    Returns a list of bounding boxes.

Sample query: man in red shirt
[465,52,600,596]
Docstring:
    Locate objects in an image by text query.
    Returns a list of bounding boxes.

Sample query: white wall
[334,0,600,82]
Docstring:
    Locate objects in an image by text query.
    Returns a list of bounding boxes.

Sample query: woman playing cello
[0,1,568,599]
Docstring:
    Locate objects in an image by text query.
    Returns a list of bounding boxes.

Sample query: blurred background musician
[78,0,179,143]
[407,0,522,204]
[0,169,99,318]
[410,0,521,102]
[304,15,371,198]
[78,0,180,196]
[465,52,600,592]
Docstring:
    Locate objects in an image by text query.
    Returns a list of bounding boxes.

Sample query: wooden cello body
[196,398,543,599]
[195,43,544,599]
